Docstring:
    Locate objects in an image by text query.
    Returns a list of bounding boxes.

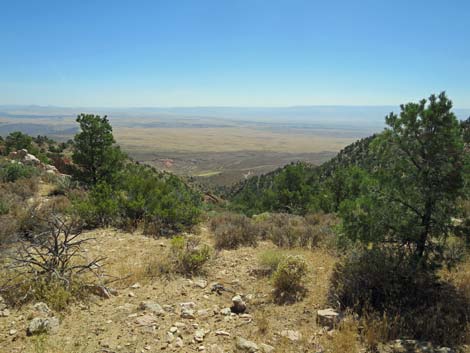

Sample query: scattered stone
[130,283,141,289]
[280,330,301,342]
[175,337,184,348]
[166,332,175,343]
[220,308,231,316]
[198,346,206,351]
[33,302,50,314]
[134,314,157,327]
[169,326,178,333]
[317,308,340,329]
[235,337,259,352]
[181,308,195,319]
[0,309,10,317]
[231,295,246,314]
[379,339,455,353]
[215,330,230,336]
[27,317,60,335]
[197,309,210,317]
[128,292,136,298]
[139,301,165,316]
[0,296,6,311]
[9,329,17,336]
[180,302,196,309]
[194,279,208,289]
[194,329,205,342]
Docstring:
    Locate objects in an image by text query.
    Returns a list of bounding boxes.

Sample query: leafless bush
[12,216,104,287]
[1,215,106,308]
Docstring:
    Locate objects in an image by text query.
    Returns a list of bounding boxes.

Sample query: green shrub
[0,199,8,215]
[210,212,259,249]
[258,249,285,275]
[329,248,470,346]
[272,255,307,303]
[0,162,36,182]
[168,235,211,275]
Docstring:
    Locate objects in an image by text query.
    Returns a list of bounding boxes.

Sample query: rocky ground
[0,228,463,353]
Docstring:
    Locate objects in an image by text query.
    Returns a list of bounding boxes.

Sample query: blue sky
[1,0,469,107]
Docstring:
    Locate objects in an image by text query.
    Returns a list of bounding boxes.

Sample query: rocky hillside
[0,226,461,353]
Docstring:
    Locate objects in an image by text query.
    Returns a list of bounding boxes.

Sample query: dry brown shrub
[210,212,259,249]
[321,317,360,353]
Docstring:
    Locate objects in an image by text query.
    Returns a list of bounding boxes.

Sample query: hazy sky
[1,0,469,107]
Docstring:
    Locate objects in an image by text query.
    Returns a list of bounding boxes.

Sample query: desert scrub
[321,317,360,353]
[266,213,323,249]
[0,162,37,183]
[258,249,286,276]
[210,212,259,249]
[272,255,308,303]
[329,247,470,347]
[168,235,211,276]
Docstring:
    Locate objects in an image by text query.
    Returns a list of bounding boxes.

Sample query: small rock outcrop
[27,317,60,335]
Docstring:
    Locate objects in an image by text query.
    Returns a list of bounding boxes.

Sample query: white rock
[280,330,301,341]
[181,308,195,319]
[180,302,196,309]
[236,337,259,352]
[175,337,184,347]
[194,279,208,289]
[220,308,231,316]
[194,329,205,342]
[139,301,164,316]
[260,343,275,353]
[33,302,50,314]
[317,308,340,329]
[215,330,230,336]
[27,317,60,335]
[166,332,175,343]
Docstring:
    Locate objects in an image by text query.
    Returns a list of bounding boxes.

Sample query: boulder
[231,295,246,314]
[22,153,40,165]
[27,317,60,335]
